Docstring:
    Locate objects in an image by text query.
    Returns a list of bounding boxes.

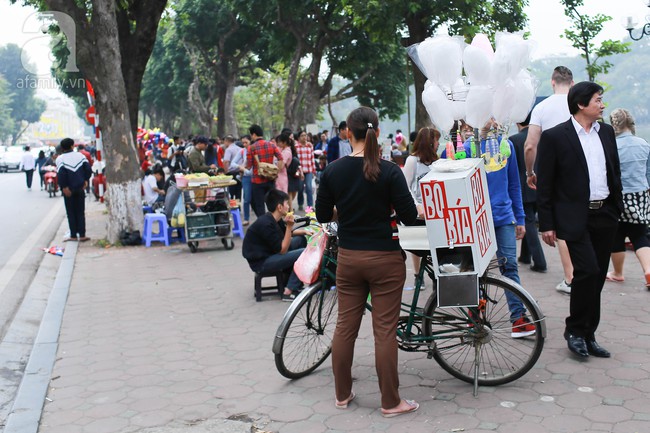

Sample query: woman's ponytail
[347,107,381,182]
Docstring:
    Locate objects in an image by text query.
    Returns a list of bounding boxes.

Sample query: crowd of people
[235,65,650,418]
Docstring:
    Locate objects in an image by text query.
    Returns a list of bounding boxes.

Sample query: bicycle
[272,219,546,395]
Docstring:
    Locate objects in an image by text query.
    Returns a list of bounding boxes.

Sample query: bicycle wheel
[422,274,544,386]
[273,281,338,379]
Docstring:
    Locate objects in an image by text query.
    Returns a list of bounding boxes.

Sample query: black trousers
[25,169,34,188]
[251,181,275,217]
[63,189,87,238]
[565,203,618,338]
[519,202,547,269]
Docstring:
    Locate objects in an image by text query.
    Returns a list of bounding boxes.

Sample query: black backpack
[287,156,301,178]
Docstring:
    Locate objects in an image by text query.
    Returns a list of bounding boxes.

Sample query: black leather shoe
[530,265,547,273]
[586,339,611,358]
[565,334,589,357]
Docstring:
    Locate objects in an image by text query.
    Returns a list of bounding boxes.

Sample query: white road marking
[0,199,64,299]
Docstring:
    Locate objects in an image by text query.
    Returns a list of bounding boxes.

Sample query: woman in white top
[401,127,440,285]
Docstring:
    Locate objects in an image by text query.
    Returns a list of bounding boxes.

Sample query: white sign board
[419,158,497,278]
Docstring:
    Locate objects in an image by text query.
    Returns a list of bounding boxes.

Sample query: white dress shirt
[571,117,609,200]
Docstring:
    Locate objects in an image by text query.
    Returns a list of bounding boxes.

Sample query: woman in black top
[316,107,420,417]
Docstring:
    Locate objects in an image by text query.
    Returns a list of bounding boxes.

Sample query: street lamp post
[624,1,650,40]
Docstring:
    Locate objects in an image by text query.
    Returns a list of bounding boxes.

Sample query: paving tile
[582,405,633,423]
[540,414,592,432]
[32,202,650,433]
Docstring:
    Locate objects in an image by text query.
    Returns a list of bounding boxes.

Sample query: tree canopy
[560,0,631,82]
[0,44,46,145]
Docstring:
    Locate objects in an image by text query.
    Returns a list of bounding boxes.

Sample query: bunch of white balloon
[408,33,537,135]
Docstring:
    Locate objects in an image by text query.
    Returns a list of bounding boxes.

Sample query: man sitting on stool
[242,189,309,301]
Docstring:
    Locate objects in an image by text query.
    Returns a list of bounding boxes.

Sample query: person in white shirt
[19,145,36,191]
[142,166,166,206]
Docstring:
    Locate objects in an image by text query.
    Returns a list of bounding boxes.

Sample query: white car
[0,146,26,171]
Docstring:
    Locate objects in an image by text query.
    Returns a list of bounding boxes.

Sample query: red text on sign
[444,207,473,245]
[421,181,448,220]
[475,210,492,256]
[469,169,485,214]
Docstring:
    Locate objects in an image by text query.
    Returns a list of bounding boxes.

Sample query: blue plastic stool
[142,213,170,247]
[231,208,245,239]
[168,226,186,243]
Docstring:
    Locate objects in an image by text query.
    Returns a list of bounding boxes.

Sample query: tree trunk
[117,0,167,137]
[283,41,306,130]
[413,67,431,130]
[405,13,433,131]
[216,75,226,137]
[178,99,192,137]
[87,2,143,242]
[224,73,238,137]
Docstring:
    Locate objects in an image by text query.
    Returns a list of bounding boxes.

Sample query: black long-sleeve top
[56,151,92,191]
[316,157,418,251]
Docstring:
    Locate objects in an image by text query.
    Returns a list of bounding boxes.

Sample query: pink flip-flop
[381,399,419,418]
[335,391,355,409]
[606,272,625,282]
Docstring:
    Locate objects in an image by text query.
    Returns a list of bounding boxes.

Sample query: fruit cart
[177,174,237,253]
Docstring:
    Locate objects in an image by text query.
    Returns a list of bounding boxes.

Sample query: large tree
[140,18,194,134]
[344,0,528,129]
[16,0,168,242]
[0,76,15,141]
[0,44,46,145]
[173,0,259,137]
[560,0,630,82]
[258,0,407,130]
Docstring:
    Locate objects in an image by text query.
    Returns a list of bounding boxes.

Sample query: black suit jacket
[536,119,623,241]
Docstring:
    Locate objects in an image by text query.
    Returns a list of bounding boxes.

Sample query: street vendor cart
[177,175,237,253]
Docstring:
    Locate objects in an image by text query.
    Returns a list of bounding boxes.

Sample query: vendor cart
[178,181,237,252]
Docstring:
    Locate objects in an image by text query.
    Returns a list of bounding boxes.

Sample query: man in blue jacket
[57,138,92,242]
[443,121,535,338]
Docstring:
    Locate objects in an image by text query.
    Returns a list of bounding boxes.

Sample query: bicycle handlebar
[294,216,312,224]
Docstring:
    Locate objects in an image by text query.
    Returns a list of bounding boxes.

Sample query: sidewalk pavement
[10,200,650,433]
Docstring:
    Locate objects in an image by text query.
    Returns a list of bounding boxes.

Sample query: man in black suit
[536,81,623,359]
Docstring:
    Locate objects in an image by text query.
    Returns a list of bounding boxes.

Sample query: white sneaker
[556,280,571,294]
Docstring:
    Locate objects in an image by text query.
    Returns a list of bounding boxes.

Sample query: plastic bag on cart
[293,230,327,285]
[164,183,181,221]
[171,195,186,227]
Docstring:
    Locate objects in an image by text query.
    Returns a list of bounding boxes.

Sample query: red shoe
[511,316,536,339]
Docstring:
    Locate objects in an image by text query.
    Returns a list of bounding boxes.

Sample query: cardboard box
[419,158,497,307]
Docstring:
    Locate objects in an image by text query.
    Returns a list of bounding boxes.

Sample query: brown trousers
[332,247,405,409]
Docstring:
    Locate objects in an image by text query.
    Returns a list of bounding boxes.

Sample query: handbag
[254,154,278,180]
[293,230,327,285]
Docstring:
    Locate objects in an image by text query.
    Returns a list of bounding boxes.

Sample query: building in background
[22,89,91,146]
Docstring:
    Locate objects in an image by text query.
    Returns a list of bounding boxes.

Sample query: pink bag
[294,231,327,285]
